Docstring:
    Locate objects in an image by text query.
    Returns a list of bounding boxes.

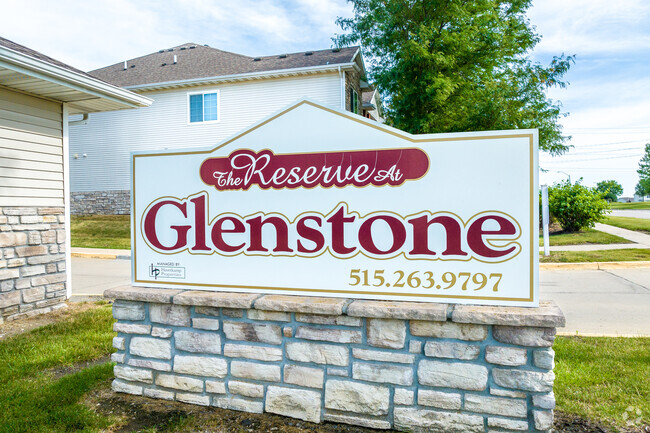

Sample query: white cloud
[530,0,650,55]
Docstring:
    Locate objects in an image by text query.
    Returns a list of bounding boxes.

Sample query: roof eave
[122,62,358,92]
[0,45,153,110]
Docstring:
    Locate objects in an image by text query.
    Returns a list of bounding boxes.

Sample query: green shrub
[548,180,610,232]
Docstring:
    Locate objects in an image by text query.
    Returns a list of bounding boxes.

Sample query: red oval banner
[200,148,429,191]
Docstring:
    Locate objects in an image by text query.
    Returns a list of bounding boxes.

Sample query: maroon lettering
[408,215,468,257]
[190,195,210,251]
[296,216,325,253]
[358,215,407,255]
[246,216,293,253]
[467,215,518,258]
[327,205,357,255]
[211,216,246,253]
[143,200,190,251]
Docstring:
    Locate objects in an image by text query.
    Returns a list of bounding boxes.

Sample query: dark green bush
[548,180,610,232]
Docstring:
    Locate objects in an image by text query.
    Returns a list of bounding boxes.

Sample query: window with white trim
[188,91,219,123]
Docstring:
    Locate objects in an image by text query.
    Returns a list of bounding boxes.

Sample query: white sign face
[132,100,539,306]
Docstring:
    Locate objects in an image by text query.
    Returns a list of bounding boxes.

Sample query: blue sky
[3,0,649,196]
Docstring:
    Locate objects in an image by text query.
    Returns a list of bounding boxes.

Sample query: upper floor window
[350,88,359,114]
[188,91,219,123]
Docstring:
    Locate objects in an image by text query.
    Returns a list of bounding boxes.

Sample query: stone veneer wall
[71,190,131,215]
[0,207,67,322]
[106,286,564,433]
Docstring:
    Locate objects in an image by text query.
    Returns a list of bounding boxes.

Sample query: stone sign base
[106,286,564,432]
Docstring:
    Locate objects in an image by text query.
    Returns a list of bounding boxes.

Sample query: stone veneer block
[112,300,145,321]
[114,365,153,384]
[485,346,528,366]
[150,304,190,327]
[464,394,527,418]
[155,374,203,392]
[452,300,565,327]
[286,341,349,366]
[247,309,291,322]
[418,390,462,410]
[130,337,171,359]
[230,360,281,382]
[127,358,171,372]
[192,317,220,331]
[492,369,555,392]
[254,295,348,315]
[283,364,324,388]
[266,386,322,423]
[352,348,415,364]
[347,300,447,321]
[494,326,556,347]
[424,341,480,360]
[113,323,151,334]
[393,408,484,433]
[353,362,413,386]
[367,318,406,349]
[410,321,487,341]
[323,413,391,430]
[228,380,265,398]
[112,379,142,396]
[295,313,361,327]
[418,360,488,391]
[296,326,362,344]
[394,388,414,406]
[176,393,210,406]
[325,380,390,416]
[213,396,263,414]
[175,330,221,354]
[223,321,282,345]
[104,286,182,304]
[173,355,227,377]
[534,348,555,370]
[174,291,259,309]
[488,417,529,431]
[224,343,283,362]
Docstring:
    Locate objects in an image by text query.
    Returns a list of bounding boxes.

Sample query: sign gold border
[132,100,536,303]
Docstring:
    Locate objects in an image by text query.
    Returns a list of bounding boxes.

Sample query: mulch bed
[82,382,650,433]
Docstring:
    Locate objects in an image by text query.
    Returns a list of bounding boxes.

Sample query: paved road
[610,209,650,219]
[70,257,650,336]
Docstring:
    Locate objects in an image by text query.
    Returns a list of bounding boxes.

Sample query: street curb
[71,252,130,260]
[540,261,650,270]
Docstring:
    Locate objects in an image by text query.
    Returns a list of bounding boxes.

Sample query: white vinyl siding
[0,88,63,207]
[69,73,341,192]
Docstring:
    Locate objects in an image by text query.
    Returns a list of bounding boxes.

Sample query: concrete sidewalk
[538,223,650,252]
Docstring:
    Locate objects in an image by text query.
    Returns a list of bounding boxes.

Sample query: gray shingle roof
[0,36,92,77]
[89,43,360,88]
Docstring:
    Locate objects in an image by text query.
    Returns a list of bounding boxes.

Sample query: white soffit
[0,46,152,114]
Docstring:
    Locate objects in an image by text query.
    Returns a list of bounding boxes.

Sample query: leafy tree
[595,180,623,202]
[636,143,650,196]
[334,0,574,154]
[548,180,609,232]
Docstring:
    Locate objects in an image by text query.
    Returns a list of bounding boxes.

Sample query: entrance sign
[132,100,539,306]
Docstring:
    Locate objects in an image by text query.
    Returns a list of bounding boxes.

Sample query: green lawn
[71,215,130,249]
[609,201,650,209]
[0,303,115,433]
[603,216,650,234]
[554,337,650,428]
[540,248,650,263]
[539,228,628,246]
[1,306,648,431]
